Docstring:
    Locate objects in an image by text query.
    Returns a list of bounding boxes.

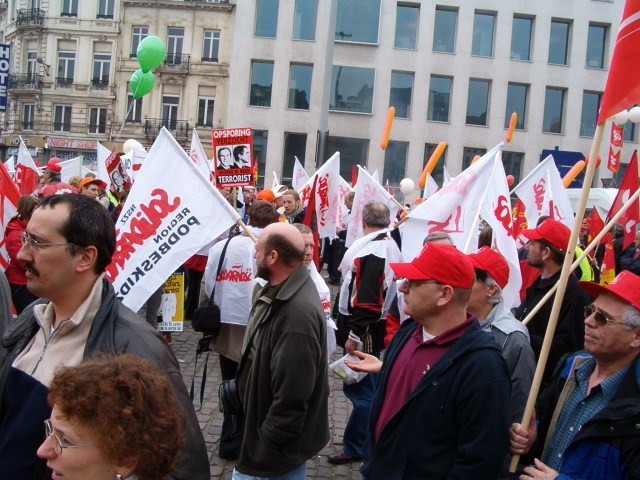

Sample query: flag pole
[236,219,257,243]
[509,122,605,472]
[519,182,640,326]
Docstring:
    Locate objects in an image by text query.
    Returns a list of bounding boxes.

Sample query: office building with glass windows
[226,0,632,191]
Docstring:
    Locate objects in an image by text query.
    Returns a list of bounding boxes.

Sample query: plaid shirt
[544,357,629,471]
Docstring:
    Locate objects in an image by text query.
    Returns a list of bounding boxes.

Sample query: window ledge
[470,54,495,59]
[393,46,418,52]
[432,50,456,55]
[465,123,490,128]
[426,119,451,124]
[585,65,606,71]
[334,40,379,47]
[547,62,571,67]
[328,109,373,116]
[510,58,533,63]
[285,107,311,112]
[542,131,565,136]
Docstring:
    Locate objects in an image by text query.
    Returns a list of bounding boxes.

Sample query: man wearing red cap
[510,270,640,480]
[468,247,535,426]
[515,218,590,385]
[37,158,77,197]
[353,242,511,479]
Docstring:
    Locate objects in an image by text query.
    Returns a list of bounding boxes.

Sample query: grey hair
[423,232,453,245]
[622,306,640,330]
[362,202,391,229]
[481,273,503,305]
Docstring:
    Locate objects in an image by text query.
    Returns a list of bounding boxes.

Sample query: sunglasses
[584,304,632,328]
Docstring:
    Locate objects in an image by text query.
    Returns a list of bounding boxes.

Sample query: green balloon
[129,69,154,99]
[137,36,166,73]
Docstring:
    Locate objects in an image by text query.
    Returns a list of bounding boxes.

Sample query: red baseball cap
[579,270,640,310]
[390,243,475,288]
[46,157,62,173]
[77,176,107,191]
[468,247,510,289]
[521,218,571,251]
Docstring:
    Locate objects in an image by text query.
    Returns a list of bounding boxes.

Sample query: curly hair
[47,354,183,480]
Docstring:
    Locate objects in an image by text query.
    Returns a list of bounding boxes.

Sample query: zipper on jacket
[30,319,68,376]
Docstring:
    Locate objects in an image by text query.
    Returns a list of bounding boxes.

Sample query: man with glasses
[0,194,209,479]
[352,242,511,479]
[510,270,640,480]
[515,218,590,386]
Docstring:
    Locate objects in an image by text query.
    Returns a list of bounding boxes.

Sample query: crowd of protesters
[1,169,639,480]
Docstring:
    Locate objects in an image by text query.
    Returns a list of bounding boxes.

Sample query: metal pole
[316,0,338,168]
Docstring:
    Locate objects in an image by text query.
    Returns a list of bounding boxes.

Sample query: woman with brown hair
[4,194,40,313]
[37,354,183,480]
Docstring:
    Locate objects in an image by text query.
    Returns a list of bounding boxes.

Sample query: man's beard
[256,263,270,281]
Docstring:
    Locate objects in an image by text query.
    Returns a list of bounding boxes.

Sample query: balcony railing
[96,13,114,19]
[8,73,43,90]
[201,56,219,63]
[144,118,189,138]
[56,77,74,88]
[91,78,109,90]
[162,54,190,72]
[22,121,34,131]
[17,8,44,26]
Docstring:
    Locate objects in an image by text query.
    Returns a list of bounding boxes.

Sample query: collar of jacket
[264,263,310,304]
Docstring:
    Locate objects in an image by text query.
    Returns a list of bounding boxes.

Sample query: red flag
[611,124,624,148]
[350,164,358,188]
[608,146,621,173]
[600,238,616,285]
[597,0,640,124]
[607,150,640,248]
[588,206,605,242]
[0,161,21,271]
[302,176,320,268]
[512,198,528,240]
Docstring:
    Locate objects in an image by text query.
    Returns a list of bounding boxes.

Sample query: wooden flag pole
[237,219,257,243]
[520,182,640,326]
[509,123,605,472]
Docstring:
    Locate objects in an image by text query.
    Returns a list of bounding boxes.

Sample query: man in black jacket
[351,242,511,479]
[515,218,590,385]
[0,194,209,480]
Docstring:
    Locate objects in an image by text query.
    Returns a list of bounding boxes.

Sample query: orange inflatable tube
[418,141,446,188]
[505,112,517,143]
[380,106,395,150]
[562,160,586,187]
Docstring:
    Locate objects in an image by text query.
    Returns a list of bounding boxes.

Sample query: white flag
[15,138,40,195]
[292,157,309,191]
[97,142,112,190]
[60,156,83,182]
[189,130,213,181]
[422,174,439,200]
[479,159,522,308]
[346,166,400,247]
[371,169,380,184]
[443,166,452,187]
[512,154,574,230]
[337,175,353,227]
[298,152,341,239]
[5,156,15,172]
[271,171,279,190]
[401,144,504,261]
[105,128,240,311]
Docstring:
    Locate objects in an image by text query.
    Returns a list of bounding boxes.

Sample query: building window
[293,0,318,41]
[433,7,457,53]
[56,51,75,87]
[26,51,37,76]
[202,30,220,62]
[167,27,184,57]
[580,91,602,137]
[427,75,452,122]
[162,96,179,129]
[327,135,369,179]
[249,60,274,107]
[511,15,533,61]
[425,143,447,186]
[472,11,495,57]
[394,3,419,49]
[462,146,487,170]
[502,151,524,184]
[543,87,566,133]
[131,26,148,58]
[390,70,414,119]
[330,65,375,114]
[624,118,636,143]
[197,98,215,127]
[88,107,107,134]
[466,79,491,126]
[22,103,35,130]
[383,141,408,188]
[54,105,72,132]
[288,63,313,110]
[253,129,268,188]
[335,0,381,44]
[126,95,142,123]
[61,0,78,17]
[92,53,110,89]
[282,132,307,184]
[549,19,571,65]
[255,0,279,38]
[97,0,114,19]
[586,23,607,68]
[505,83,528,130]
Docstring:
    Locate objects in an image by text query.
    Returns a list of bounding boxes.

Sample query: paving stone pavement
[170,281,363,479]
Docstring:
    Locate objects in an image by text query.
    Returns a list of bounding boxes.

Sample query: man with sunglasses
[510,270,640,480]
[515,218,590,386]
[359,242,511,479]
[0,194,209,480]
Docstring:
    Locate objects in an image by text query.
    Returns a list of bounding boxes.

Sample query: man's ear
[74,245,98,274]
[436,285,454,307]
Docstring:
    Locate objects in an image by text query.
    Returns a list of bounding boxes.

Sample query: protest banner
[105,127,240,312]
[298,152,341,239]
[212,127,254,187]
[190,130,213,182]
[157,272,185,332]
[292,157,309,190]
[105,148,132,198]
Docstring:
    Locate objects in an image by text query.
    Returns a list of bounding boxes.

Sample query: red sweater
[4,217,27,284]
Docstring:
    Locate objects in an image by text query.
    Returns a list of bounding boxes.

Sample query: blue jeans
[232,463,306,480]
[343,372,378,458]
